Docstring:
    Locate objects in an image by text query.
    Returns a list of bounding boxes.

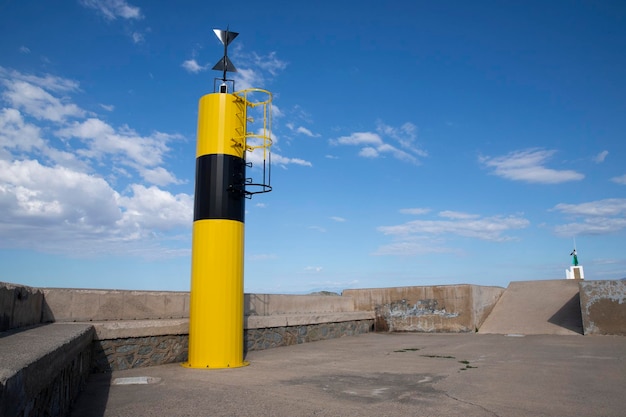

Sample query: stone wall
[579,280,626,335]
[90,319,374,372]
[245,319,373,352]
[92,335,188,372]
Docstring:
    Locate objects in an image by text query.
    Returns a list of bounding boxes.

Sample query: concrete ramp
[479,280,583,335]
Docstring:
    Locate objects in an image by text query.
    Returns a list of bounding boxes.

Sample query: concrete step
[0,323,94,417]
[478,280,583,335]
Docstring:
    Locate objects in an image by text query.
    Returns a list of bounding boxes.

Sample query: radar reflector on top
[212,28,238,92]
[212,55,237,73]
[213,29,238,47]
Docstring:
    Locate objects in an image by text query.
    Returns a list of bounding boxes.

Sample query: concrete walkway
[479,280,583,335]
[71,332,626,417]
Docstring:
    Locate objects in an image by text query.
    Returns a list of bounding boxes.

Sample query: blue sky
[1,0,625,293]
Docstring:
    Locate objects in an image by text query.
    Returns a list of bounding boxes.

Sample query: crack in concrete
[443,392,500,417]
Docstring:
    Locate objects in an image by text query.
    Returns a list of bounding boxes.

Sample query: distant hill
[308,291,341,296]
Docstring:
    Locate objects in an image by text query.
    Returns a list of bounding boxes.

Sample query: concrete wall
[579,280,626,335]
[8,283,505,335]
[41,288,357,322]
[246,293,355,315]
[343,284,504,333]
[42,288,190,322]
[471,285,507,329]
[0,281,44,331]
[40,285,503,334]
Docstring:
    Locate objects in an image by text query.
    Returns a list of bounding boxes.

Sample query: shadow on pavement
[70,340,112,417]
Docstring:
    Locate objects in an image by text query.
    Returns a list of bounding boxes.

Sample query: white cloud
[593,150,609,163]
[479,148,584,184]
[552,198,626,237]
[0,108,45,153]
[0,160,192,255]
[132,32,145,44]
[79,0,145,44]
[139,167,183,186]
[99,103,115,111]
[377,211,529,242]
[1,78,85,122]
[438,210,480,220]
[553,217,626,237]
[552,198,626,217]
[0,67,190,257]
[19,46,30,54]
[0,67,81,93]
[234,68,263,91]
[330,216,346,222]
[79,0,142,20]
[0,107,88,170]
[330,122,426,164]
[0,159,121,238]
[247,149,312,168]
[373,237,457,256]
[272,104,284,119]
[399,208,431,215]
[295,126,319,137]
[232,49,287,90]
[358,147,379,158]
[248,253,278,261]
[57,119,181,177]
[285,123,319,138]
[611,174,626,185]
[252,51,287,76]
[116,184,192,231]
[181,59,207,74]
[376,121,424,154]
[333,132,382,146]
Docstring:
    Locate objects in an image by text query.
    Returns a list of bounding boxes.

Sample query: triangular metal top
[212,55,237,73]
[213,29,238,46]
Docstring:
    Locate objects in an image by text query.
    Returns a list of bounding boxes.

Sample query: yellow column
[183,92,248,369]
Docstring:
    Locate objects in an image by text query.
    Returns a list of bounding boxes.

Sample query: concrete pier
[71,332,626,417]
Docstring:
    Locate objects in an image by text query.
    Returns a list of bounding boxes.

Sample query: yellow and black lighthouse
[183,29,272,369]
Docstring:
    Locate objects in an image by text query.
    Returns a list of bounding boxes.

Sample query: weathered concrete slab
[42,288,361,322]
[88,319,189,340]
[246,293,355,315]
[0,282,44,331]
[478,280,583,335]
[245,311,375,329]
[579,280,626,335]
[71,333,626,417]
[343,285,504,332]
[0,323,94,417]
[42,288,191,321]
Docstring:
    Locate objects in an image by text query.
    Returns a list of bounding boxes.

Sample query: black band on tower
[193,154,245,222]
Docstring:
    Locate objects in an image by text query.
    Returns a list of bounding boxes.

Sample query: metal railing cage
[233,88,273,198]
